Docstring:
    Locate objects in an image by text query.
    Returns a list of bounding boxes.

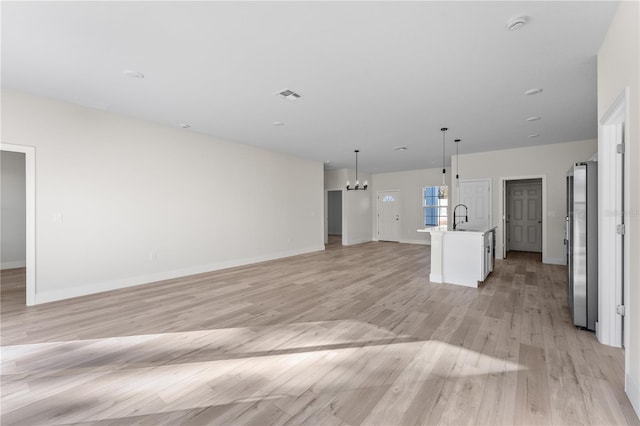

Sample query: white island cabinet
[418,227,496,288]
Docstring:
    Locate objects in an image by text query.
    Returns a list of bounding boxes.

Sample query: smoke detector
[275,89,301,100]
[525,88,543,96]
[123,69,145,79]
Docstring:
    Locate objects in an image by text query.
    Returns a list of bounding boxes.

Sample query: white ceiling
[1,1,618,173]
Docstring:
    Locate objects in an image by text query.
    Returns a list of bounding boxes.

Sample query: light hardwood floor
[1,241,638,425]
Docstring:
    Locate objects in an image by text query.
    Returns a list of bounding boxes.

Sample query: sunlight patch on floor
[1,321,525,424]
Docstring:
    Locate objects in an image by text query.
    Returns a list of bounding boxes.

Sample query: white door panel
[508,182,542,252]
[458,179,491,230]
[378,191,400,242]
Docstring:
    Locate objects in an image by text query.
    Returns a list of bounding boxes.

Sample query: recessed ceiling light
[394,146,408,151]
[526,116,542,122]
[123,69,144,79]
[275,89,301,100]
[179,123,190,129]
[525,88,543,96]
[528,133,540,138]
[506,16,528,31]
[272,121,285,126]
[324,160,332,164]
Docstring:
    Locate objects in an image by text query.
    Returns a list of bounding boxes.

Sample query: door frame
[499,174,547,261]
[505,179,543,253]
[324,188,345,246]
[326,189,343,240]
[376,190,400,242]
[0,143,36,306]
[598,88,628,351]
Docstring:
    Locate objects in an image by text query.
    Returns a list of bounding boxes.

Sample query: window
[424,185,448,227]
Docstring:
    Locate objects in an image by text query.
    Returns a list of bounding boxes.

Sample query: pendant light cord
[455,139,460,180]
[440,128,448,185]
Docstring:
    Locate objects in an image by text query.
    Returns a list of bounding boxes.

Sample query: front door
[508,181,542,252]
[378,191,400,242]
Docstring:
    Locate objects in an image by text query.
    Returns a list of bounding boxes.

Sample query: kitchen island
[418,226,496,287]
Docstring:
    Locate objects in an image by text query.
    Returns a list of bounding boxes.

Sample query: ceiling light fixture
[506,16,527,31]
[440,127,448,185]
[275,89,301,100]
[346,150,367,191]
[454,139,461,180]
[528,133,540,138]
[179,123,190,129]
[123,69,144,79]
[525,88,543,96]
[526,116,542,122]
[272,121,285,126]
[394,146,408,151]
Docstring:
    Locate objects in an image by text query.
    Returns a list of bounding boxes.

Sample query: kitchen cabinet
[419,227,496,287]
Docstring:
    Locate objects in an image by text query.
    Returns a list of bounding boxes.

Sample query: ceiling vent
[506,16,528,31]
[275,89,301,100]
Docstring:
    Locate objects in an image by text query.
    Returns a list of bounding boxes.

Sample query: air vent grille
[275,89,301,100]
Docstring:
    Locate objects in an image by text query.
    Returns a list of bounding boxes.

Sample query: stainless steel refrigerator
[565,161,598,331]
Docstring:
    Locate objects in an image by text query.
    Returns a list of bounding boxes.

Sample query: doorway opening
[327,190,342,246]
[0,144,35,306]
[503,177,544,262]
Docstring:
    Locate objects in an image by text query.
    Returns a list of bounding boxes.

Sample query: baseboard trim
[1,260,26,270]
[429,273,442,283]
[34,245,325,305]
[627,372,640,420]
[543,257,565,265]
[400,239,430,246]
[343,238,372,246]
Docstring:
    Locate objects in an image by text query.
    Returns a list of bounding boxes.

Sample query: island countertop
[419,226,496,287]
[417,226,496,235]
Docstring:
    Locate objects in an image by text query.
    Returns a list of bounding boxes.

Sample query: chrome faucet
[453,204,469,230]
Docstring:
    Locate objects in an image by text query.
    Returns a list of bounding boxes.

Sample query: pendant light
[346,150,368,191]
[454,139,461,180]
[440,127,448,185]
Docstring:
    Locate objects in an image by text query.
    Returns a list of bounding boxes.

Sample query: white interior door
[457,179,491,230]
[508,181,542,252]
[378,191,400,242]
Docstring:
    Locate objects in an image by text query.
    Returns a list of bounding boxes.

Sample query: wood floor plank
[1,245,637,425]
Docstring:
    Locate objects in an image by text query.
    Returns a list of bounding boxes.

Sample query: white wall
[324,168,347,190]
[450,140,597,264]
[1,151,27,269]
[345,168,372,245]
[324,168,372,245]
[1,89,325,303]
[598,0,640,416]
[371,168,451,244]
